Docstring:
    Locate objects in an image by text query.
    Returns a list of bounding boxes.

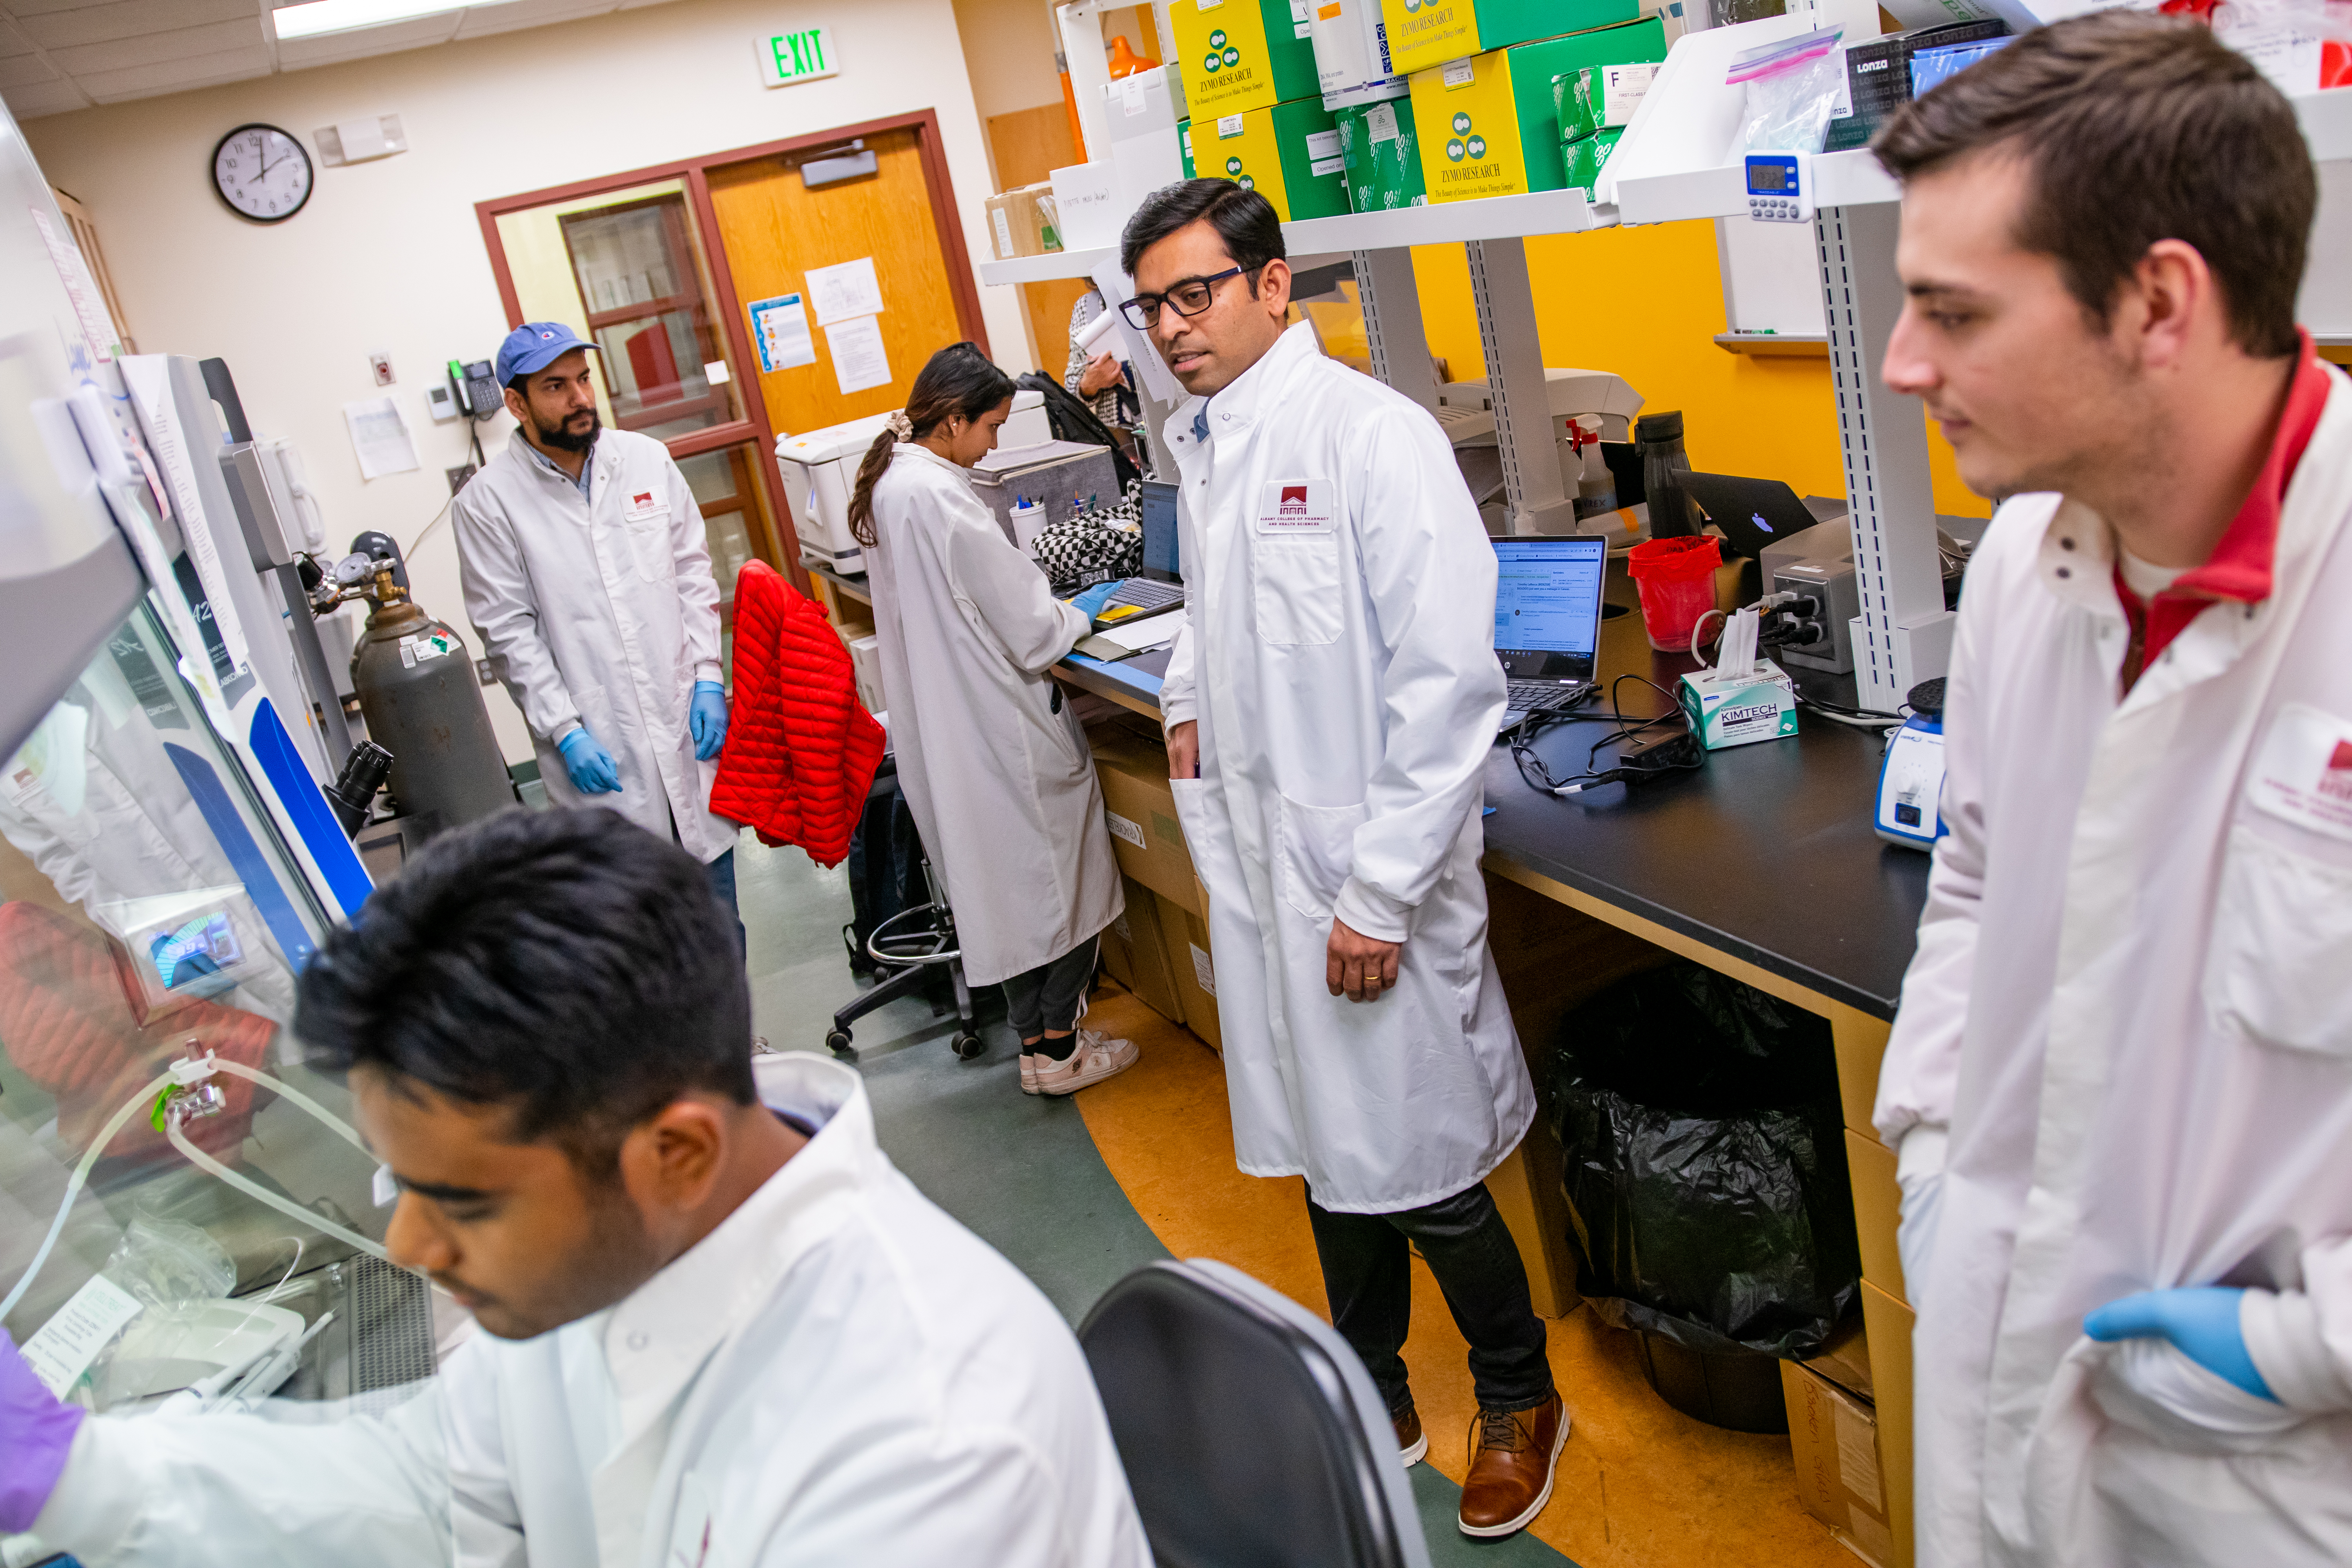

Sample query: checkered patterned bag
[1028,483,1143,594]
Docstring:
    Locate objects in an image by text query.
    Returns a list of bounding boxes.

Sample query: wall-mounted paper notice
[805,256,884,326]
[747,292,817,372]
[343,395,420,480]
[826,314,892,394]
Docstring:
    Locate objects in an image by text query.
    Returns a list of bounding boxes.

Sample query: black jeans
[1002,935,1099,1040]
[1306,1181,1555,1419]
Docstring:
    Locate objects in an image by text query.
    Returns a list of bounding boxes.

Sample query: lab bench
[1046,565,1926,1562]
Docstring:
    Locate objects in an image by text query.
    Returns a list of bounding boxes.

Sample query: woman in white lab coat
[850,344,1135,1095]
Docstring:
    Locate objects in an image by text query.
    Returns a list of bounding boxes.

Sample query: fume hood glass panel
[0,602,421,1420]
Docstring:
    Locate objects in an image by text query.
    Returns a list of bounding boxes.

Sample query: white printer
[775,390,1051,573]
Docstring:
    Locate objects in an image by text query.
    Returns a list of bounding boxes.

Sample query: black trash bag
[1545,962,1859,1359]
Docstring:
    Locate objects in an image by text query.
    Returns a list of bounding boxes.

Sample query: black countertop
[1481,584,1928,1019]
[1055,567,1930,1020]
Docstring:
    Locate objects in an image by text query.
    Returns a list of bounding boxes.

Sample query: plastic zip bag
[1729,25,1847,155]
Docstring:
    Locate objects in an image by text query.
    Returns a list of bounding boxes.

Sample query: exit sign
[757,25,838,87]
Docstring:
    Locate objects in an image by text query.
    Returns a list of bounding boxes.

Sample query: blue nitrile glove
[2085,1287,2276,1401]
[1070,581,1121,621]
[1,1329,85,1532]
[557,725,622,794]
[690,680,728,761]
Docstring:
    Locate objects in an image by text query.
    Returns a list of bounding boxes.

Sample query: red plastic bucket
[1627,535,1724,652]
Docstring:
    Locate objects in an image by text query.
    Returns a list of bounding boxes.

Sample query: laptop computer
[1678,472,1828,560]
[1093,479,1186,628]
[1493,536,1608,729]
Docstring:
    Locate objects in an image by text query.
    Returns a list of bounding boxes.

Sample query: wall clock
[212,123,313,223]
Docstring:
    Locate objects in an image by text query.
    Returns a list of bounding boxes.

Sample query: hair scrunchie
[886,411,915,440]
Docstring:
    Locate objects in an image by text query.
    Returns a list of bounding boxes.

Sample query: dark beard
[536,407,600,454]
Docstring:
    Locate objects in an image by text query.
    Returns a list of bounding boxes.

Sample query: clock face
[212,124,312,223]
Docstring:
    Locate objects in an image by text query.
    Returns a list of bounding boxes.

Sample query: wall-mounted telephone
[448,359,501,420]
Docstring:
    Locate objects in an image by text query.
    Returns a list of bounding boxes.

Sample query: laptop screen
[1139,480,1180,581]
[1493,537,1607,678]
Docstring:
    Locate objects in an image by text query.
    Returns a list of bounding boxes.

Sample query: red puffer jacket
[710,561,885,867]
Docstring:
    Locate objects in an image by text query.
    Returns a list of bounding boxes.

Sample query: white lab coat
[1874,361,2352,1566]
[1159,322,1532,1213]
[454,431,735,863]
[864,444,1123,988]
[32,1053,1152,1568]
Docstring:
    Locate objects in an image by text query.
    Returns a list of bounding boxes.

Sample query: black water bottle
[1636,411,1698,539]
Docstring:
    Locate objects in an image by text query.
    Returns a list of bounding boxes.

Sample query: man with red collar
[1870,14,2351,1565]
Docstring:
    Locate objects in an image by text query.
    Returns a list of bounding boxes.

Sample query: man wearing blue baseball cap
[452,323,742,938]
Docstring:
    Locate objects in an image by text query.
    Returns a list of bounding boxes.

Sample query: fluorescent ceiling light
[271,0,519,41]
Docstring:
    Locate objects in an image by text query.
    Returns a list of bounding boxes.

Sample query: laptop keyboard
[1506,679,1582,713]
[1102,578,1185,613]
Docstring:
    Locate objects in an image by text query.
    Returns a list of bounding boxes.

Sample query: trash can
[1546,962,1860,1432]
[1627,534,1724,652]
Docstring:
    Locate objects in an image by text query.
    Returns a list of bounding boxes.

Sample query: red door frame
[473,109,988,577]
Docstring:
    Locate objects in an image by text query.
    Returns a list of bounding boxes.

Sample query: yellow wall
[1407,221,1992,519]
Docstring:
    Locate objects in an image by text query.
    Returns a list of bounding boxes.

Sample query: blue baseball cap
[495,321,599,386]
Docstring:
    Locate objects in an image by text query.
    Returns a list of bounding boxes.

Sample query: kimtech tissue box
[1678,659,1799,751]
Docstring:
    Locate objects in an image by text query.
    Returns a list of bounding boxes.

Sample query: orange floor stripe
[1076,986,1856,1568]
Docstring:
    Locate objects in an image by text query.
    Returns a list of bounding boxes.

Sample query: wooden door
[707,129,968,435]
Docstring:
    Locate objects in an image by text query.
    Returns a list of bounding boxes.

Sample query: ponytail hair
[846,342,1018,546]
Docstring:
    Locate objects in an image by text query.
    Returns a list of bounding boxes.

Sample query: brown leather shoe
[1394,1405,1428,1468]
[1457,1392,1568,1538]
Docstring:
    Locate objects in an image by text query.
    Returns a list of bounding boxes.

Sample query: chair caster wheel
[952,1032,985,1060]
[826,1029,854,1056]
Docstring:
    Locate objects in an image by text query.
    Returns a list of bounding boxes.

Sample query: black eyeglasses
[1121,267,1251,330]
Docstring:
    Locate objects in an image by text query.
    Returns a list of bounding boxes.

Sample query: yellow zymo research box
[1407,17,1657,203]
[1169,0,1323,120]
[1181,99,1351,220]
[1381,0,1639,79]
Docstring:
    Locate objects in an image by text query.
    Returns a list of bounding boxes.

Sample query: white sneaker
[1019,1050,1044,1095]
[1031,1029,1138,1096]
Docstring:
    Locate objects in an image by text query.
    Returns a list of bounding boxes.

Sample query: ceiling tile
[77,42,272,100]
[49,18,262,73]
[19,0,261,50]
[273,11,462,67]
[2,0,135,16]
[2,77,92,117]
[0,54,59,87]
[453,0,616,40]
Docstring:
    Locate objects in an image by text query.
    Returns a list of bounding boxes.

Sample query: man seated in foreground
[4,807,1149,1566]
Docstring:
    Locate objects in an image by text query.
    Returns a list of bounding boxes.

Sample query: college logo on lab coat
[1257,479,1335,532]
[2322,740,2352,802]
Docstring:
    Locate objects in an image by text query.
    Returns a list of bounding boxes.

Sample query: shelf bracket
[1467,237,1573,535]
[1351,247,1440,416]
[1815,201,1951,712]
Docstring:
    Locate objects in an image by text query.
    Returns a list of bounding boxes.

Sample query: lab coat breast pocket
[2206,824,2352,1056]
[1252,535,1344,646]
[625,505,673,584]
[1277,793,1368,920]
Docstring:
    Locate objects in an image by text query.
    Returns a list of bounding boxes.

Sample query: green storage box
[1335,92,1427,211]
[1563,125,1625,200]
[1555,58,1660,143]
[1408,17,1661,203]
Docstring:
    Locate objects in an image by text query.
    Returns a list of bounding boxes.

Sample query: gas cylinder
[348,568,516,835]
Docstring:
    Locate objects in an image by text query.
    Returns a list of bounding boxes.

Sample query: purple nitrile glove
[1,1328,85,1532]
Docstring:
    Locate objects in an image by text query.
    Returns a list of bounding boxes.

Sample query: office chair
[824,856,983,1060]
[1078,1259,1436,1568]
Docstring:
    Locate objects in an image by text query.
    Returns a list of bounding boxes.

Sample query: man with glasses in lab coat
[452,323,742,940]
[1125,180,1562,1541]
